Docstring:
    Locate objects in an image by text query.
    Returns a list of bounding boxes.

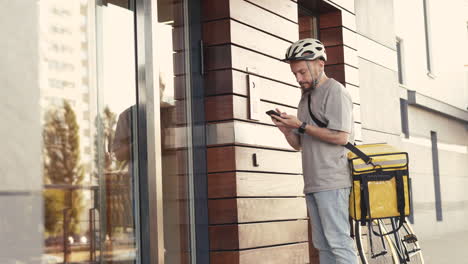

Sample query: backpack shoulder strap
[307,93,373,164]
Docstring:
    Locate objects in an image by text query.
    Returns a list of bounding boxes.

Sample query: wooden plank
[235,146,301,173]
[323,0,355,14]
[202,0,230,21]
[210,251,239,264]
[325,63,359,87]
[206,121,293,150]
[205,95,234,121]
[230,0,298,41]
[346,83,360,104]
[247,0,298,23]
[204,45,297,86]
[326,45,359,68]
[202,18,294,76]
[319,11,341,29]
[230,19,291,60]
[210,220,309,250]
[211,243,309,264]
[203,70,234,96]
[353,103,361,123]
[204,45,232,71]
[342,26,357,49]
[209,198,238,224]
[207,172,304,198]
[207,146,302,174]
[325,45,344,65]
[209,198,307,224]
[202,19,231,46]
[321,27,357,51]
[204,70,300,107]
[354,122,363,141]
[344,63,359,86]
[208,172,238,198]
[207,146,237,172]
[207,119,361,150]
[320,27,343,47]
[341,9,357,31]
[202,0,298,41]
[344,45,358,68]
[231,45,297,84]
[205,95,298,123]
[322,43,358,74]
[325,64,345,84]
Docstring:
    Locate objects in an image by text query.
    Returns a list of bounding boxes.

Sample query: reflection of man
[111,105,137,230]
[112,105,135,163]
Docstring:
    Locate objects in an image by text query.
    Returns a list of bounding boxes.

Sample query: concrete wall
[355,0,401,140]
[0,0,43,263]
[356,0,468,250]
[394,0,468,109]
[393,0,468,240]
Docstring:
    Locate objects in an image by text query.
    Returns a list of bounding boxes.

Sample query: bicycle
[353,217,424,264]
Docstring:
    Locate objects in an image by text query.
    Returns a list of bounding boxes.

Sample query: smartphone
[265,110,281,117]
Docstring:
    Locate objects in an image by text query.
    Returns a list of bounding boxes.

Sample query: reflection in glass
[40,0,139,263]
[157,0,193,262]
[39,0,193,263]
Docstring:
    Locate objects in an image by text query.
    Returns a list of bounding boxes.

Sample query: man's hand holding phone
[267,108,301,134]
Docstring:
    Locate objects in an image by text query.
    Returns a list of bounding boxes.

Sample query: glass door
[39,0,195,263]
[95,1,140,263]
[40,0,141,263]
[154,0,195,262]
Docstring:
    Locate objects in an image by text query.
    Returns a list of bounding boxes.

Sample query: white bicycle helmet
[282,38,327,62]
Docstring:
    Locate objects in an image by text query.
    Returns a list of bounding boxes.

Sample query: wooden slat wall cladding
[318,8,362,142]
[202,0,361,263]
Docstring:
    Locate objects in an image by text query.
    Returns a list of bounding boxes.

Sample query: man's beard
[300,81,313,92]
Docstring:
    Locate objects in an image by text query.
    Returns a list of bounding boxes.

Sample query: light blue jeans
[306,188,358,264]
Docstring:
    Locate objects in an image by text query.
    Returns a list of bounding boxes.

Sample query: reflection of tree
[43,100,85,236]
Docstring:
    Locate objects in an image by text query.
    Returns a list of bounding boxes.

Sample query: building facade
[0,0,467,263]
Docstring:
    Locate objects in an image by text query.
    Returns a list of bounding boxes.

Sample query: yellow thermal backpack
[305,95,411,231]
[345,143,411,229]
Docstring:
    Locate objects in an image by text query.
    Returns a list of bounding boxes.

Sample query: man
[270,38,357,264]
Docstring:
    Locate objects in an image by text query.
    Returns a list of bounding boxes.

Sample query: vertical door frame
[135,0,208,263]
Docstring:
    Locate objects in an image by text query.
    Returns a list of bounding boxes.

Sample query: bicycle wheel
[385,219,424,264]
[355,219,398,264]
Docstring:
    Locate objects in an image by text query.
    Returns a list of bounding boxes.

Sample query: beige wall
[356,0,468,242]
[403,106,468,238]
[0,0,43,263]
[393,0,468,109]
[393,0,468,239]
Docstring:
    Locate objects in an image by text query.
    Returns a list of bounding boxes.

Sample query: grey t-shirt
[297,78,355,194]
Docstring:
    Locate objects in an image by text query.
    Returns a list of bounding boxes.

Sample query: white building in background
[393,0,468,236]
[353,0,467,261]
[39,0,95,181]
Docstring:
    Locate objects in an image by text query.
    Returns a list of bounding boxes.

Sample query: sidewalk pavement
[419,229,468,263]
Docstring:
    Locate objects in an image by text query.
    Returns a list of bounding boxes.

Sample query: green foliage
[43,100,85,236]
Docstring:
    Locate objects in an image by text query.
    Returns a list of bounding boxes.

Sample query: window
[298,6,319,39]
[400,99,409,138]
[422,0,434,77]
[48,78,75,89]
[396,37,405,85]
[430,131,443,221]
